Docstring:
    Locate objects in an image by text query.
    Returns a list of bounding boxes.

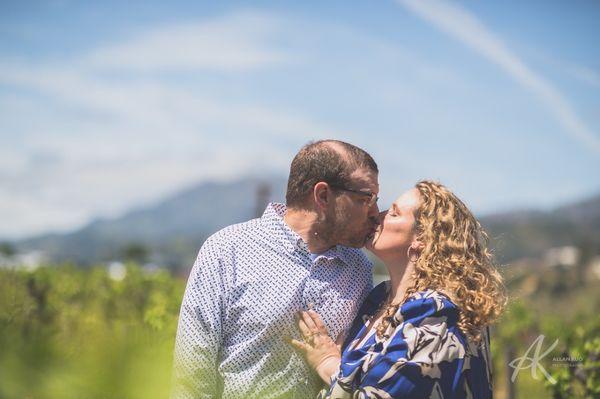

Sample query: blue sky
[0,0,599,239]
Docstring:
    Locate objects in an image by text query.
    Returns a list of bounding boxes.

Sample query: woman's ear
[410,239,425,252]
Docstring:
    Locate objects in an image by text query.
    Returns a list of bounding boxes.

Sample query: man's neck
[283,207,333,254]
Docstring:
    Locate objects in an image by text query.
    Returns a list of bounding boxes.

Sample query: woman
[291,180,506,398]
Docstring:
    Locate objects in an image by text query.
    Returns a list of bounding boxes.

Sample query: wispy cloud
[85,11,289,71]
[397,0,600,153]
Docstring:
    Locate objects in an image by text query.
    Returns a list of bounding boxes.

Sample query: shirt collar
[260,202,355,266]
[311,245,356,267]
[261,202,307,253]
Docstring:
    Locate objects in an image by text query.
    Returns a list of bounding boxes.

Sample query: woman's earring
[407,246,420,263]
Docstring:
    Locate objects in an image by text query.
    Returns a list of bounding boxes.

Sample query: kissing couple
[172,140,506,399]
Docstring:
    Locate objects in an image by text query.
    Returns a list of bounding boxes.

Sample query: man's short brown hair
[285,140,378,209]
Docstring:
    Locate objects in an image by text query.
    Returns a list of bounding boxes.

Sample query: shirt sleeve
[321,292,468,399]
[171,237,230,399]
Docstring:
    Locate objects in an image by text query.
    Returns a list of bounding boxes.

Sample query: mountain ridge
[13,178,600,269]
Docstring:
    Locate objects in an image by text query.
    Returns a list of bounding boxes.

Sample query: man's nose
[368,202,380,219]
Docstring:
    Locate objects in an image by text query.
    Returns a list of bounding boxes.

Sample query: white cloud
[85,11,289,71]
[397,0,600,153]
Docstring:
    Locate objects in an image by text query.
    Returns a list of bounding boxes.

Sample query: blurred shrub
[491,288,600,398]
[0,264,185,399]
[546,316,600,399]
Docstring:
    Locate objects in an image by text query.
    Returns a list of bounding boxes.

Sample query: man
[172,140,380,398]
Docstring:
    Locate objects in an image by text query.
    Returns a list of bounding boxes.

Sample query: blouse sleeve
[320,291,470,399]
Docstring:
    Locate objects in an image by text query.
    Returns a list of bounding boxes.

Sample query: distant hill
[480,194,600,263]
[17,176,287,270]
[14,177,600,270]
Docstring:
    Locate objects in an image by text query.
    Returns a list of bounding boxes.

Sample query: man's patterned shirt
[172,203,373,399]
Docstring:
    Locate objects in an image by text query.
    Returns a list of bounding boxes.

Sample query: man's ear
[313,182,330,210]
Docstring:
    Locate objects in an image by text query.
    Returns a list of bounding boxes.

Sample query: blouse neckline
[346,281,391,351]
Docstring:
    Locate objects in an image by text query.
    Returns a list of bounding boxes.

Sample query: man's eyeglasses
[329,184,379,207]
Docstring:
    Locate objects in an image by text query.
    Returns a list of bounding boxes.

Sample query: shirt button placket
[303,259,319,310]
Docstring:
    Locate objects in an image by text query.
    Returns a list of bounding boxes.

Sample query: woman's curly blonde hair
[376,180,507,344]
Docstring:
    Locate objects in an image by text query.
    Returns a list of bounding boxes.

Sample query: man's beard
[317,208,367,248]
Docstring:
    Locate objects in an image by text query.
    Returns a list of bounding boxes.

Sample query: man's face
[322,168,380,248]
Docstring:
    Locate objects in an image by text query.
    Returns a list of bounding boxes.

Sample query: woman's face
[366,188,422,260]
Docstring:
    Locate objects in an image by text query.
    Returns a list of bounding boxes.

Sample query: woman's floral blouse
[318,282,493,399]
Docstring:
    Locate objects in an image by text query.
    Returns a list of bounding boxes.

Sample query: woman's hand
[290,309,342,383]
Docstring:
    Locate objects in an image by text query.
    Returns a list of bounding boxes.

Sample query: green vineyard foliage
[1,262,598,398]
[0,264,185,399]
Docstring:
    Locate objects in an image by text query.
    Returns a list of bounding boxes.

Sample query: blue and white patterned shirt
[172,203,373,399]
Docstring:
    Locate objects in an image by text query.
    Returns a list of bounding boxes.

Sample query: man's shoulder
[203,217,263,247]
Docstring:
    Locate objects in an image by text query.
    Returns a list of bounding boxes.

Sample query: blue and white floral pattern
[318,282,493,399]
